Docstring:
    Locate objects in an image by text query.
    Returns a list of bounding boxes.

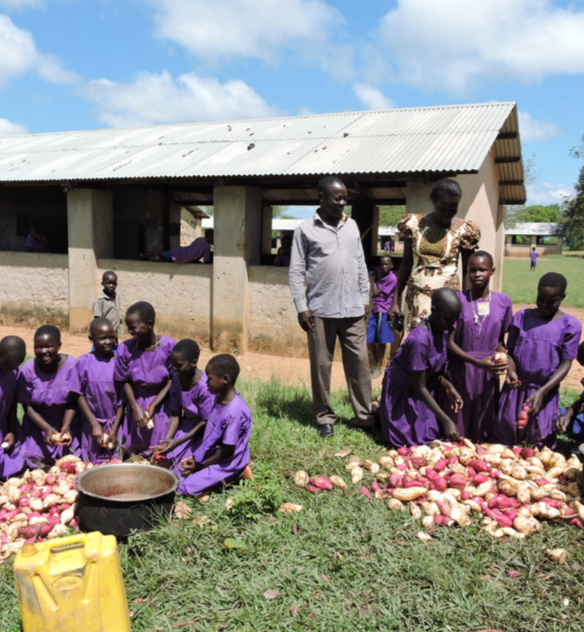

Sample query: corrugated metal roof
[506,222,565,236]
[0,102,522,187]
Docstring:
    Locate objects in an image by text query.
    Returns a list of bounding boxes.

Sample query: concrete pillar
[212,186,262,353]
[351,201,379,267]
[531,235,537,248]
[67,189,113,333]
[261,205,273,257]
[492,204,506,291]
[168,202,181,249]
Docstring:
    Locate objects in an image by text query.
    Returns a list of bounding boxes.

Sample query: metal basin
[75,463,179,539]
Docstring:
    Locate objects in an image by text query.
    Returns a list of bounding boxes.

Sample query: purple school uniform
[114,336,176,454]
[169,237,211,264]
[372,268,397,314]
[16,356,80,467]
[69,353,120,463]
[178,392,252,497]
[0,369,25,478]
[530,250,539,266]
[166,375,214,469]
[445,291,513,442]
[380,324,448,447]
[494,310,582,447]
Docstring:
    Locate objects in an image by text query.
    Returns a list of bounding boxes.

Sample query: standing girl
[388,179,480,335]
[494,273,582,447]
[71,318,124,463]
[378,288,463,447]
[444,251,512,441]
[114,302,175,455]
[17,325,79,467]
[152,339,214,469]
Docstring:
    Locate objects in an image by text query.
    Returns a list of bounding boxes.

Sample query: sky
[0,0,583,220]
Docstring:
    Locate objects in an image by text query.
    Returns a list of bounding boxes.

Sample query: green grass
[503,256,584,308]
[3,379,584,632]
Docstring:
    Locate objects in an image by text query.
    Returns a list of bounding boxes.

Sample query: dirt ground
[3,301,584,393]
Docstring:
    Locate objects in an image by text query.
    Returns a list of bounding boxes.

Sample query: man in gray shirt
[289,176,374,437]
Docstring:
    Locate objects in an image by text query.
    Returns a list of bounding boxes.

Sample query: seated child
[378,288,463,447]
[443,251,512,441]
[367,255,397,378]
[494,273,582,448]
[557,343,584,443]
[17,325,80,467]
[274,235,292,267]
[0,336,27,478]
[70,318,124,463]
[93,271,124,341]
[179,353,252,497]
[152,339,214,469]
[114,301,176,455]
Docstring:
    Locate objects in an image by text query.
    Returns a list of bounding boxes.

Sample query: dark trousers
[307,316,372,426]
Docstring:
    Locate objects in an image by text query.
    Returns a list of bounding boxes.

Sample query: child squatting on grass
[556,342,584,444]
[377,288,464,447]
[178,353,252,497]
[493,272,582,448]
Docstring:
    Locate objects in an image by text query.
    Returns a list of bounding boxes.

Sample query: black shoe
[318,423,334,437]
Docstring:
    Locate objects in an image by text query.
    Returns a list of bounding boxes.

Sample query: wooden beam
[496,132,519,140]
[495,157,521,164]
[499,180,524,186]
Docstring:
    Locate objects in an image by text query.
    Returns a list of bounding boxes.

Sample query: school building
[505,222,565,256]
[0,102,525,357]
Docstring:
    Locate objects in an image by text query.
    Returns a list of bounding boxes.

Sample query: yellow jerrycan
[13,531,131,632]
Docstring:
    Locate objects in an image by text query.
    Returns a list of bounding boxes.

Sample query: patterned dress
[397,214,480,335]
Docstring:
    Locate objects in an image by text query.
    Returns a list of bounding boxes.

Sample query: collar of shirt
[313,212,348,231]
[98,290,116,302]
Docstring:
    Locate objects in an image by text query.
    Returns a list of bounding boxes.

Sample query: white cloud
[0,1,43,7]
[353,83,394,110]
[375,0,584,94]
[518,111,561,143]
[0,117,27,134]
[526,182,574,205]
[143,0,351,76]
[0,14,78,88]
[81,70,280,127]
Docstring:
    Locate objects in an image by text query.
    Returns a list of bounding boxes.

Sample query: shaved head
[432,287,462,316]
[0,335,26,369]
[90,317,114,337]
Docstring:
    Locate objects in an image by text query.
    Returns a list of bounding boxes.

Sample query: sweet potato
[292,469,308,487]
[386,498,404,511]
[351,467,364,485]
[329,475,347,490]
[392,487,427,502]
[309,476,332,491]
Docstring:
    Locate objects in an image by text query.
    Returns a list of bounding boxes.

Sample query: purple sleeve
[68,358,84,397]
[196,387,215,421]
[405,331,431,372]
[114,342,131,382]
[168,376,182,415]
[501,294,514,336]
[222,411,247,447]
[16,367,32,406]
[163,338,176,375]
[506,311,523,357]
[560,316,582,362]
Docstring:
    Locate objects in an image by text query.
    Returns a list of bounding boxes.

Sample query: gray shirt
[289,213,370,318]
[92,290,124,338]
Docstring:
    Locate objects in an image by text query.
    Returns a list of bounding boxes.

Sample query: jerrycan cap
[21,543,37,557]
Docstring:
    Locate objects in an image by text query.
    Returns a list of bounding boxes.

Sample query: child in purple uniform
[114,301,176,455]
[444,251,512,442]
[70,318,124,463]
[367,255,397,378]
[494,273,582,448]
[179,354,252,497]
[16,325,79,467]
[152,339,214,470]
[377,288,463,447]
[530,247,539,271]
[0,336,27,478]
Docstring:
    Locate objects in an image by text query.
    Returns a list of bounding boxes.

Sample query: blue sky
[0,0,583,219]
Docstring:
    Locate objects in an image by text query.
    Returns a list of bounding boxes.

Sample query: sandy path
[3,301,584,393]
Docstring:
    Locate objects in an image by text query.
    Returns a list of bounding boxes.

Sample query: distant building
[505,222,565,256]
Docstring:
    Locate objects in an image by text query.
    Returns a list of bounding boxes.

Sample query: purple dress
[494,310,582,447]
[380,324,448,447]
[114,336,176,454]
[445,291,513,442]
[169,238,211,264]
[178,392,252,497]
[70,353,120,463]
[0,369,26,478]
[372,269,397,314]
[167,375,214,470]
[16,356,80,467]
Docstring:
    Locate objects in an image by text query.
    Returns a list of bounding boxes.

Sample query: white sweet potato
[329,475,347,490]
[351,467,364,485]
[392,487,427,501]
[387,498,405,511]
[293,471,309,487]
[410,503,422,520]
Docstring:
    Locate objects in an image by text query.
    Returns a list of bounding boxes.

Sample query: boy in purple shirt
[179,353,251,497]
[0,336,27,478]
[367,256,397,378]
[530,247,539,270]
[141,230,214,264]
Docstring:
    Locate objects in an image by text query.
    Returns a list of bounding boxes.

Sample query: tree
[564,135,584,250]
[506,204,564,224]
[378,205,406,226]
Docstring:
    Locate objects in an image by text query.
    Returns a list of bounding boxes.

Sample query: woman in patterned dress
[388,179,481,336]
